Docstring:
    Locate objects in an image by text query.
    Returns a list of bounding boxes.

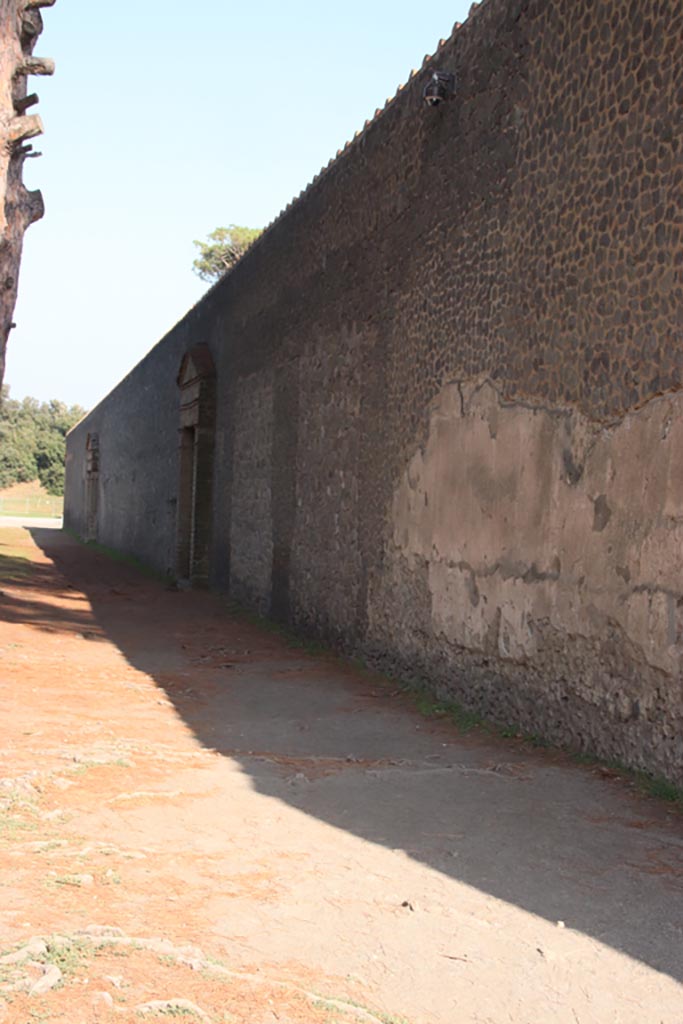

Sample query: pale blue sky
[7,1,472,409]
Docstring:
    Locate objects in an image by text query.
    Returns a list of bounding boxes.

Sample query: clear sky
[7,0,472,410]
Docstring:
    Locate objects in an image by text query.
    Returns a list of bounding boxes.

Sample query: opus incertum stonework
[66,0,683,784]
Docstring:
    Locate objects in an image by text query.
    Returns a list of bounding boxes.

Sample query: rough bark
[0,0,54,388]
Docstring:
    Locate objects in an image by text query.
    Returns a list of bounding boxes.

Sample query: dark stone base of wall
[362,636,683,789]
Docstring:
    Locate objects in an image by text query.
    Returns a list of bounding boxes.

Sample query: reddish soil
[1,525,682,1024]
[0,527,367,1023]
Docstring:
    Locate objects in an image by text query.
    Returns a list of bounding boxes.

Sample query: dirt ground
[0,524,682,1024]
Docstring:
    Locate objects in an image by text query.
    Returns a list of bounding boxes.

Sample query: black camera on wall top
[423,70,456,107]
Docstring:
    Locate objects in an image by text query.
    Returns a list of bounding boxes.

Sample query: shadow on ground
[19,526,683,985]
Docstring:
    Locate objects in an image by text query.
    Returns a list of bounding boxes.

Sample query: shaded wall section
[65,0,683,783]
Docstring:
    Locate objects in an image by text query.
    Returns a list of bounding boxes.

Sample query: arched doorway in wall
[176,344,216,586]
[85,432,99,542]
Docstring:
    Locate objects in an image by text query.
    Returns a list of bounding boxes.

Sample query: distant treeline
[0,387,87,495]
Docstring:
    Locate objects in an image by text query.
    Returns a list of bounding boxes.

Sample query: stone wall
[229,370,274,614]
[65,0,683,783]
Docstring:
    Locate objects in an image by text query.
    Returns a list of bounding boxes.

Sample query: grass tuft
[0,813,38,840]
[639,774,683,804]
[49,874,89,888]
[312,995,412,1024]
[43,936,89,975]
[137,1007,198,1018]
[410,690,483,733]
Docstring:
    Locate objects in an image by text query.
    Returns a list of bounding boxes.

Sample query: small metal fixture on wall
[423,70,456,107]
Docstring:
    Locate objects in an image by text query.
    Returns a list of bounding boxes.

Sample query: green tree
[192,225,262,283]
[0,386,86,495]
[0,435,37,489]
[35,431,67,494]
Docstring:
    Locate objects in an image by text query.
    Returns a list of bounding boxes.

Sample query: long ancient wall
[65,0,683,783]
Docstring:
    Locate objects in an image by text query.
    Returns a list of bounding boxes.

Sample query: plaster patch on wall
[384,379,683,678]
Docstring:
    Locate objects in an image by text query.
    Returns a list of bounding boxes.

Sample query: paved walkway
[0,515,62,529]
[0,523,682,1023]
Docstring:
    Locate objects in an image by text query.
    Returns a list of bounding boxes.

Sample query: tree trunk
[0,0,55,388]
